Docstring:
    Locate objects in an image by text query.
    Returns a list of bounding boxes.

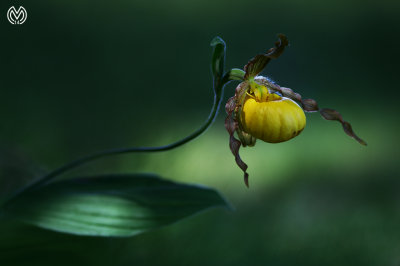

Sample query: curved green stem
[3,73,236,208]
[27,91,223,190]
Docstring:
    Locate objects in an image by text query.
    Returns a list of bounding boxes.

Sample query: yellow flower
[240,81,306,143]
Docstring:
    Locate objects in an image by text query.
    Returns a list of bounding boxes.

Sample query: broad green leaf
[4,174,230,237]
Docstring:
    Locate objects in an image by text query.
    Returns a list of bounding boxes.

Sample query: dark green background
[1,0,399,265]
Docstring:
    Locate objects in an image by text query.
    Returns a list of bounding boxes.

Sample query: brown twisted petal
[320,108,367,146]
[301,98,319,112]
[244,34,289,79]
[225,96,236,114]
[224,111,237,135]
[235,81,249,99]
[225,114,249,187]
[225,90,250,187]
[281,87,302,102]
[230,134,249,186]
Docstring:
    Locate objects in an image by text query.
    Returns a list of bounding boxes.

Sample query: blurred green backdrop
[1,0,399,265]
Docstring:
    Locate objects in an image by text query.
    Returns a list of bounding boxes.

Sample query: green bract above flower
[225,34,367,187]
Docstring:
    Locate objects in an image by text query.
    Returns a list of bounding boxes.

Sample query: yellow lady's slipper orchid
[224,34,366,187]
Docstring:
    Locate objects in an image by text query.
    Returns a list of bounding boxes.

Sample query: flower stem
[32,91,223,189]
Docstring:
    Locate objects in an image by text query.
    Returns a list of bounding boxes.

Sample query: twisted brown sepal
[244,34,289,79]
[225,96,249,187]
[301,98,319,112]
[320,109,367,146]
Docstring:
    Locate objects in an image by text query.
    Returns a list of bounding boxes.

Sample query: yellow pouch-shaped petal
[241,95,306,143]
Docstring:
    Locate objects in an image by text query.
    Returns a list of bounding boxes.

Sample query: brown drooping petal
[230,134,249,186]
[320,108,367,146]
[224,110,237,135]
[225,96,236,114]
[225,114,249,187]
[266,34,289,59]
[319,108,341,120]
[225,87,251,187]
[280,87,302,102]
[301,98,319,112]
[244,34,289,79]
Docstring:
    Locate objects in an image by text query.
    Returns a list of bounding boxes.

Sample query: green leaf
[210,36,226,81]
[4,174,230,237]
